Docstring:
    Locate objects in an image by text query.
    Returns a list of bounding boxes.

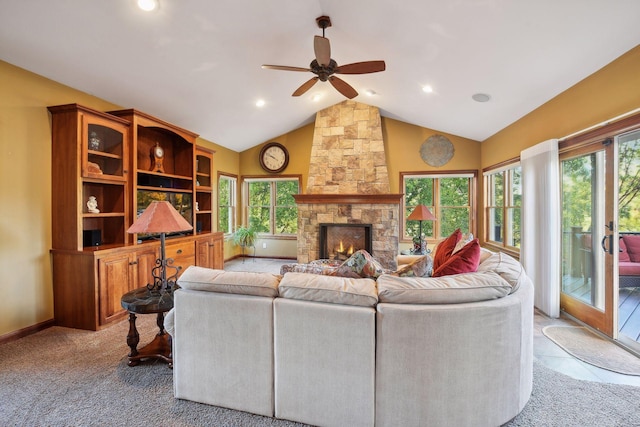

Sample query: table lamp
[407,204,436,254]
[127,201,193,294]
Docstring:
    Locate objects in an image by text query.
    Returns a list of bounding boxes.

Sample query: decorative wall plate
[420,134,454,167]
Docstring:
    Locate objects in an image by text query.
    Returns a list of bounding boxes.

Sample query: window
[402,172,476,241]
[244,177,300,236]
[218,174,237,234]
[484,163,521,250]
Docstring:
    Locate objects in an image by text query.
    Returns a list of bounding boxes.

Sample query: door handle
[601,221,614,255]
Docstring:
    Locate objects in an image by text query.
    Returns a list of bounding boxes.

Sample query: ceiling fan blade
[329,76,358,99]
[262,64,311,72]
[335,60,386,74]
[314,35,331,66]
[292,77,319,96]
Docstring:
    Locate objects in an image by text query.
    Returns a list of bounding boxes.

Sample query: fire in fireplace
[319,223,373,261]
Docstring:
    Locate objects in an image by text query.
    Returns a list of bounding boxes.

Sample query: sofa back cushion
[621,235,640,262]
[476,252,525,294]
[177,266,281,297]
[279,272,378,307]
[376,271,511,304]
[619,237,631,262]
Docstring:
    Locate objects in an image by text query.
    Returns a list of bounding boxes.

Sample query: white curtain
[521,139,561,318]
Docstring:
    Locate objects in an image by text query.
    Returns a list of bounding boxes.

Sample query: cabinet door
[133,247,159,289]
[196,234,224,269]
[98,253,132,325]
[196,238,212,268]
[81,114,129,181]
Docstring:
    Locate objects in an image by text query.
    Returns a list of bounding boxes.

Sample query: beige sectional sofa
[165,251,534,427]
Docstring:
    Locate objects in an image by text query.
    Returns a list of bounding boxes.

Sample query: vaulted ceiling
[1,0,639,151]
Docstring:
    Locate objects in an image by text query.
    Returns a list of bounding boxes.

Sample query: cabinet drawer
[165,241,195,259]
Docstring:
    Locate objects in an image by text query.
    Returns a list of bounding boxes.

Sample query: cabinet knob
[176,249,183,254]
[209,243,215,247]
[129,261,138,265]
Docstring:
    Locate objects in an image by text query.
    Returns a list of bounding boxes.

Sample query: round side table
[120,287,174,367]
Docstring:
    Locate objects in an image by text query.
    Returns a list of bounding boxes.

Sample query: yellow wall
[482,45,640,167]
[0,60,237,337]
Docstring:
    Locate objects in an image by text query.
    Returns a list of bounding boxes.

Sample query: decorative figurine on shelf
[87,196,100,213]
[88,131,103,151]
[195,201,199,212]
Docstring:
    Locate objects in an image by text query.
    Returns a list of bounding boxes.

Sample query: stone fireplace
[294,100,401,269]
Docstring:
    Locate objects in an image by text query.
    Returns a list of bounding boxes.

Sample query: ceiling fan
[262,16,386,99]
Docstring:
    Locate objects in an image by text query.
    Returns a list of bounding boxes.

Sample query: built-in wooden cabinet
[195,148,214,234]
[49,104,223,330]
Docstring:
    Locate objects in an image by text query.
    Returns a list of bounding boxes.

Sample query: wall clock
[259,142,289,173]
[151,142,165,173]
[420,134,454,167]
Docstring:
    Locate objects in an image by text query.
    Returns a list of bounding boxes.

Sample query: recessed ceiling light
[255,99,266,107]
[137,0,158,11]
[310,93,323,102]
[472,93,491,102]
[364,89,377,96]
[422,85,434,93]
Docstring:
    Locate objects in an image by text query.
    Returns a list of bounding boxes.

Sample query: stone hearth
[295,101,400,269]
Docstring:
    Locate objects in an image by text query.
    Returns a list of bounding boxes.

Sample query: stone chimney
[295,100,401,269]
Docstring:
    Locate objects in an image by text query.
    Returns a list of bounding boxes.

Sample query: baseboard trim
[0,318,55,345]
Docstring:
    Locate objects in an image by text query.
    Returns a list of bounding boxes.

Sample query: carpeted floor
[543,325,640,376]
[1,313,640,427]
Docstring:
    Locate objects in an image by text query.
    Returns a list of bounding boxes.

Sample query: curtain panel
[521,139,560,318]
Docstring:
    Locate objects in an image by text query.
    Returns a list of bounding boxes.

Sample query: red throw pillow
[432,239,481,277]
[433,229,462,271]
[619,237,631,262]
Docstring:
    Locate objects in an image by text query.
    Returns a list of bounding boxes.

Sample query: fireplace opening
[319,223,373,261]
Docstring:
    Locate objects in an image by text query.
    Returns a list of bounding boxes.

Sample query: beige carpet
[543,325,640,376]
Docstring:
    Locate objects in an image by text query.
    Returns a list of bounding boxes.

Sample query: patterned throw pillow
[394,255,433,277]
[330,249,386,279]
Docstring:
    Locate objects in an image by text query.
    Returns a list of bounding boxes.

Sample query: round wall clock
[420,134,454,167]
[259,142,289,173]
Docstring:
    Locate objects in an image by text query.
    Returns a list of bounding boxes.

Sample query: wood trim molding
[293,193,403,204]
[0,318,55,345]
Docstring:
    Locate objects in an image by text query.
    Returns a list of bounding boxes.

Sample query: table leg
[126,312,140,366]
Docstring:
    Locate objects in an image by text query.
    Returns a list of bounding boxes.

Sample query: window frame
[242,175,301,238]
[483,159,521,254]
[400,170,477,243]
[217,173,237,236]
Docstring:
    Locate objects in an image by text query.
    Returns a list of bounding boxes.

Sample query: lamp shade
[407,205,437,221]
[127,201,193,234]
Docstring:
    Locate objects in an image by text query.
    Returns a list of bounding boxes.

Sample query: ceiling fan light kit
[262,15,386,99]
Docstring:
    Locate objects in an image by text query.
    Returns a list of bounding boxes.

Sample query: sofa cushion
[621,235,640,262]
[330,249,386,279]
[279,272,378,307]
[619,238,631,262]
[476,251,525,294]
[432,239,480,277]
[619,261,640,276]
[432,229,462,271]
[394,254,433,277]
[377,271,511,304]
[177,266,281,297]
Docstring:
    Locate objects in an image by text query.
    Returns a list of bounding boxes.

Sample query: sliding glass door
[560,141,616,336]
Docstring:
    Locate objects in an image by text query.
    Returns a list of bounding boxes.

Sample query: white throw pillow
[477,252,526,293]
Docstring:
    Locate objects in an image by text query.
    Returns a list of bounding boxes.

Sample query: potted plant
[233,226,257,258]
